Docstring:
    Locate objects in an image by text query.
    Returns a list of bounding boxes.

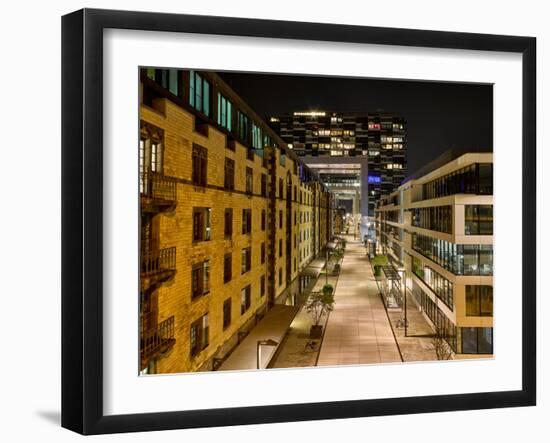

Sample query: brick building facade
[139,69,331,374]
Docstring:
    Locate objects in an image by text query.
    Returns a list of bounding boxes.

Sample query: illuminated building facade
[375,151,493,357]
[139,68,330,374]
[269,111,406,238]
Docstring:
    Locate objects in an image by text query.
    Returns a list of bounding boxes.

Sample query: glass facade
[412,256,454,310]
[465,285,493,316]
[412,205,452,234]
[412,234,493,275]
[460,327,493,354]
[465,205,493,235]
[414,282,457,352]
[420,163,493,201]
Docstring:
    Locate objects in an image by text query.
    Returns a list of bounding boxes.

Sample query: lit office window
[465,205,493,235]
[465,286,493,316]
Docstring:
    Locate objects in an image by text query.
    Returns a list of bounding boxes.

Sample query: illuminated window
[217,93,232,131]
[263,134,272,148]
[252,124,262,150]
[466,286,493,316]
[189,70,211,117]
[240,286,251,314]
[193,208,211,242]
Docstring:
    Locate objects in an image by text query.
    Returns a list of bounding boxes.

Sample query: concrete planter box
[310,324,323,338]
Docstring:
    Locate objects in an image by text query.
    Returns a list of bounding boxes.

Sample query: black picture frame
[61,8,536,435]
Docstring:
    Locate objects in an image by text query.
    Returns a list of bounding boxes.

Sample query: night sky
[219,72,493,176]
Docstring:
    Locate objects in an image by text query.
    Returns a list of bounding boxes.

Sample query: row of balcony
[140,170,178,371]
[140,316,176,371]
[140,247,177,370]
[141,246,177,292]
[140,171,177,213]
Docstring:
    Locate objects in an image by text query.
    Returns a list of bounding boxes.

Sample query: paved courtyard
[270,272,338,369]
[386,291,439,362]
[317,236,403,366]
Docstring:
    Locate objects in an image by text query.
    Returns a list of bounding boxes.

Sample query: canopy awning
[382,265,401,280]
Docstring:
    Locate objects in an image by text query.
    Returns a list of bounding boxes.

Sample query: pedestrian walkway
[317,236,402,366]
[270,272,338,369]
[386,291,438,361]
[218,304,299,371]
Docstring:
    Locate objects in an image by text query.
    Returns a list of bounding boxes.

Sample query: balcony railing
[141,316,176,369]
[141,247,176,291]
[140,170,177,212]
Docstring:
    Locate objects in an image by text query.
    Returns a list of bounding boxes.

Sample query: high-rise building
[139,68,331,374]
[375,150,493,357]
[269,111,406,238]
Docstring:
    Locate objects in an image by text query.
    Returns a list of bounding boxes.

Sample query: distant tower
[270,111,406,238]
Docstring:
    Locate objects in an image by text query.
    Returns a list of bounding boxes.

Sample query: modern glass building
[269,111,406,238]
[375,150,493,357]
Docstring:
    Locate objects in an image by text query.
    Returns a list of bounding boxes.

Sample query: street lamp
[325,247,329,285]
[398,266,408,337]
[257,339,279,369]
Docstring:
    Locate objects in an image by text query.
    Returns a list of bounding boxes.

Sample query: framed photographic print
[61,8,536,435]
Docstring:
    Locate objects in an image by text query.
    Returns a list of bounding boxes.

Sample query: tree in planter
[305,285,335,338]
[330,248,344,264]
[431,326,454,360]
[371,254,389,277]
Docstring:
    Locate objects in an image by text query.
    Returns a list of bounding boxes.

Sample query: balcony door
[139,121,164,193]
